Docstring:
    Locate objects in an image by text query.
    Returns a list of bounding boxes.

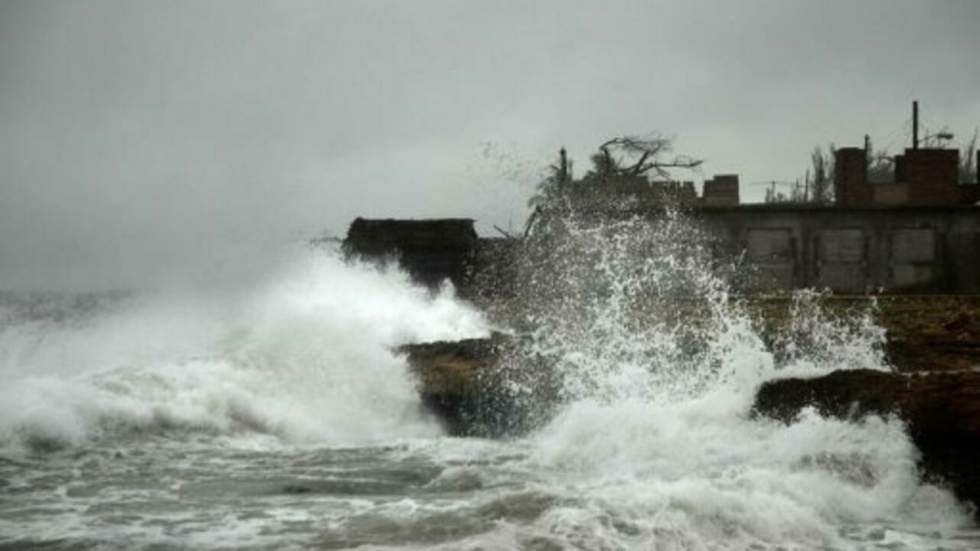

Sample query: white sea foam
[491,210,973,548]
[0,213,975,550]
[0,247,490,451]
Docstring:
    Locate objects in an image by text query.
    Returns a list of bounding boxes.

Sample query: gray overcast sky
[1,0,979,290]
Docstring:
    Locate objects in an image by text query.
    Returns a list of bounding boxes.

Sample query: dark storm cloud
[1,0,978,290]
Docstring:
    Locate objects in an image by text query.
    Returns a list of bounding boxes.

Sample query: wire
[872,116,913,154]
[883,118,914,153]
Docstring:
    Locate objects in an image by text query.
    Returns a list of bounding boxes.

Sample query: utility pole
[912,100,919,150]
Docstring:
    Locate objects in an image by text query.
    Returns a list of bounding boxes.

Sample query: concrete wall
[837,146,977,207]
[345,207,980,296]
[702,174,740,206]
[834,148,872,207]
[873,183,909,205]
[904,149,959,204]
[693,205,980,294]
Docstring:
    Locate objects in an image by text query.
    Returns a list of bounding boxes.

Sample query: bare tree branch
[596,134,703,179]
[493,225,517,240]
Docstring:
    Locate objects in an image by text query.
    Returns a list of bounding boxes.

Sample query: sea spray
[472,207,974,548]
[0,246,490,452]
[490,208,896,421]
[1,220,976,549]
[772,289,891,376]
[483,209,771,433]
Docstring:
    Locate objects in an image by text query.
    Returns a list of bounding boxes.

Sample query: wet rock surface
[743,295,980,373]
[400,331,558,438]
[754,368,980,515]
[863,298,980,373]
[401,298,980,513]
[399,333,511,437]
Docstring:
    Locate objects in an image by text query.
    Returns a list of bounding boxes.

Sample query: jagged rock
[399,332,558,437]
[754,369,980,515]
[399,333,509,437]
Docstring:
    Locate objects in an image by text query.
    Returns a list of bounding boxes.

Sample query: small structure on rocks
[343,217,478,290]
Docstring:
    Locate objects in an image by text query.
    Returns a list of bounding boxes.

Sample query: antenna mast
[912,100,919,150]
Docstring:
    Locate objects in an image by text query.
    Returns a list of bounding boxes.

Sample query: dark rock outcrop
[399,333,509,437]
[399,333,558,437]
[754,369,980,515]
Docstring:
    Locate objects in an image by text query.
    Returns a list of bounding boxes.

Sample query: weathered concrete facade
[835,147,980,207]
[701,174,740,207]
[344,206,980,296]
[694,205,980,294]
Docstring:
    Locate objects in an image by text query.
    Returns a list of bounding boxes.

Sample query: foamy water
[0,230,976,550]
[0,249,487,452]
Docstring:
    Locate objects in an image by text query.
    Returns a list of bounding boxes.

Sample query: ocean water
[0,226,977,550]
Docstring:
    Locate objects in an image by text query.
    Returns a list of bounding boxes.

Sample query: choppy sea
[1,228,978,549]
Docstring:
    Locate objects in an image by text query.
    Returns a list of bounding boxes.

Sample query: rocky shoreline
[754,368,980,514]
[400,298,980,515]
[400,334,509,437]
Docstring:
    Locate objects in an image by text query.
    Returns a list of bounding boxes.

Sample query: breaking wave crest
[0,248,490,452]
[0,212,975,550]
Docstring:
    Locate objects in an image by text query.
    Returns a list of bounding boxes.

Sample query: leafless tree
[525,135,703,236]
[595,135,704,180]
[866,137,895,184]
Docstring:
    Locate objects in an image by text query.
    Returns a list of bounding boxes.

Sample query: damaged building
[342,108,979,295]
